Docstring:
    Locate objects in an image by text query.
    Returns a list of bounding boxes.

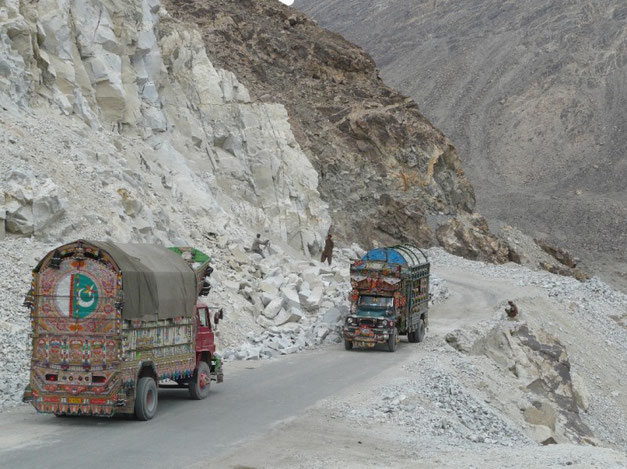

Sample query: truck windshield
[358,296,393,309]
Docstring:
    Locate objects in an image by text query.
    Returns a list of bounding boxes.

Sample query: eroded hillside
[296,0,627,289]
[163,0,506,257]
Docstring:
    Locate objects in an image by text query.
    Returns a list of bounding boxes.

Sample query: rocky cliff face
[163,0,493,255]
[1,0,329,252]
[295,0,627,289]
[0,0,515,264]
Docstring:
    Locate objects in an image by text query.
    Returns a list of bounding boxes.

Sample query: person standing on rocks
[251,233,269,258]
[321,233,334,266]
[505,300,519,319]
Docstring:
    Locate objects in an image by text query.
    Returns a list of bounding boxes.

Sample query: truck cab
[193,304,223,384]
[343,245,430,352]
[344,295,399,351]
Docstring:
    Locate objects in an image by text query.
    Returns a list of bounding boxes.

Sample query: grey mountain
[296,0,627,289]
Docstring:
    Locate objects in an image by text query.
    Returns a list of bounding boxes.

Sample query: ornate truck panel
[26,242,123,416]
[119,317,196,392]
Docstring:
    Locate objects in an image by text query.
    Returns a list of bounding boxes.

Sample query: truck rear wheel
[387,329,397,352]
[408,329,417,343]
[344,339,353,350]
[189,361,212,400]
[135,377,158,421]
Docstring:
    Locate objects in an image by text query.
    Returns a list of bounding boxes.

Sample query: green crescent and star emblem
[69,273,99,318]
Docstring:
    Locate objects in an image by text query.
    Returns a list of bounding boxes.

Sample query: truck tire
[189,361,211,400]
[416,318,425,343]
[387,329,397,352]
[408,329,417,343]
[344,339,353,350]
[135,377,158,421]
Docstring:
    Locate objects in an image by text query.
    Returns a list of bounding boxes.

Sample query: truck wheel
[189,361,211,400]
[417,318,425,343]
[387,329,397,352]
[135,377,158,421]
[344,339,353,350]
[408,329,417,343]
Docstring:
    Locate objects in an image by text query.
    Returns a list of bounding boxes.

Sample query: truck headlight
[378,319,387,327]
[346,317,354,324]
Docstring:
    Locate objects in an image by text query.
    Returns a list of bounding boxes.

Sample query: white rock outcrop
[1,171,66,235]
[0,0,330,250]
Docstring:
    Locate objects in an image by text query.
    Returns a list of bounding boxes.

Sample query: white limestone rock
[301,286,324,312]
[3,171,65,235]
[263,297,284,319]
[281,286,301,310]
[274,307,303,326]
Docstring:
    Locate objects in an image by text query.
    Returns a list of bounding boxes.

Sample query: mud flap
[22,384,33,403]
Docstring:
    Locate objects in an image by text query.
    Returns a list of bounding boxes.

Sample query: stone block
[572,373,590,411]
[259,280,278,295]
[230,245,249,264]
[523,401,556,431]
[301,286,323,311]
[528,424,554,445]
[273,307,303,326]
[261,291,275,307]
[263,297,284,319]
[281,286,301,309]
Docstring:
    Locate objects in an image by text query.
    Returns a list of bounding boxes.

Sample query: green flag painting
[55,273,99,318]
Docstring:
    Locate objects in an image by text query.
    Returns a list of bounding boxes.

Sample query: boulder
[256,314,275,329]
[436,213,511,264]
[323,305,347,324]
[274,307,303,326]
[3,172,65,235]
[281,286,301,309]
[261,291,275,307]
[262,297,284,319]
[528,424,555,445]
[230,245,249,264]
[259,280,278,295]
[266,273,285,288]
[535,239,577,268]
[523,401,557,431]
[301,286,323,312]
[301,266,321,287]
[571,373,590,412]
[351,243,366,259]
[222,279,240,292]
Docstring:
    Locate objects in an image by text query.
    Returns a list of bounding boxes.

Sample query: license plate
[68,397,82,404]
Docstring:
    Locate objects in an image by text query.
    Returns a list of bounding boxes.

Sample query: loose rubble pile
[428,247,627,356]
[324,347,532,450]
[216,244,449,361]
[214,243,359,361]
[313,248,626,455]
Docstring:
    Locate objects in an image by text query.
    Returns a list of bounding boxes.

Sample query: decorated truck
[23,240,223,420]
[343,245,430,352]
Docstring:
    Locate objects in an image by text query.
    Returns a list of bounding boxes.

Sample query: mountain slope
[163,0,504,256]
[295,0,627,288]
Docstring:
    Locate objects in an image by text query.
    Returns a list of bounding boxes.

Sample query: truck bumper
[30,396,118,417]
[343,328,389,347]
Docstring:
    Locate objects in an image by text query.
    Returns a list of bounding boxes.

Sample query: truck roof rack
[360,244,429,268]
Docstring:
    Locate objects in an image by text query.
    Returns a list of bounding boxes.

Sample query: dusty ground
[210,252,627,468]
[2,251,625,468]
